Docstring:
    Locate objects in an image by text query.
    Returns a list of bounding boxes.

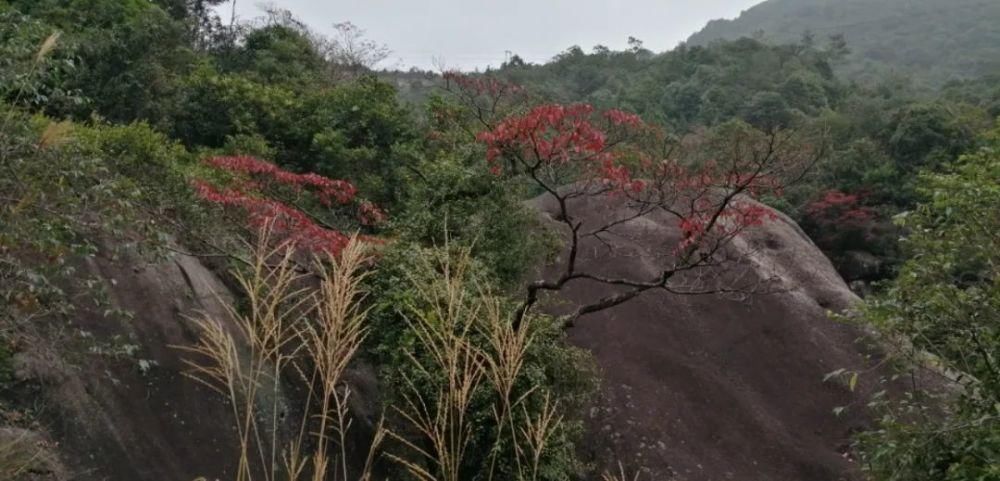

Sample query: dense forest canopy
[686,0,1000,87]
[472,35,996,284]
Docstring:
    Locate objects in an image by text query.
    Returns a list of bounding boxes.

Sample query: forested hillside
[1,0,998,480]
[0,2,587,479]
[686,0,1000,86]
[485,39,997,285]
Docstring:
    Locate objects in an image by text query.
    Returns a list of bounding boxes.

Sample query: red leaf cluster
[599,159,646,194]
[193,180,353,256]
[358,200,387,226]
[477,103,792,253]
[193,156,384,257]
[477,103,627,180]
[206,156,358,206]
[604,109,644,128]
[678,201,778,250]
[806,190,876,229]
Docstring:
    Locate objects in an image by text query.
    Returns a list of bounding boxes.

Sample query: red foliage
[599,158,646,194]
[205,156,358,206]
[193,156,383,257]
[604,109,644,128]
[677,201,778,250]
[193,180,352,256]
[806,190,877,230]
[476,104,788,252]
[476,103,621,179]
[477,104,601,159]
[358,200,387,226]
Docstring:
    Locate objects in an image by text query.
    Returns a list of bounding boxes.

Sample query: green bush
[0,108,232,335]
[856,123,1000,480]
[303,75,418,204]
[365,243,597,481]
[216,23,327,87]
[69,5,196,124]
[393,155,555,288]
[169,67,301,149]
[0,8,84,114]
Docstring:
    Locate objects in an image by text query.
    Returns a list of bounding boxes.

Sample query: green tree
[0,8,82,114]
[884,103,976,171]
[304,76,417,204]
[6,0,150,29]
[740,90,795,132]
[857,123,1000,480]
[216,23,326,86]
[71,7,197,124]
[168,67,299,149]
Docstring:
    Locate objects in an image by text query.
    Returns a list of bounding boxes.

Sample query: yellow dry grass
[181,229,614,481]
[0,432,43,481]
[383,246,562,481]
[181,225,380,481]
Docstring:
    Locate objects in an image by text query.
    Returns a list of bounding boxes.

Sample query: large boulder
[10,244,379,481]
[530,192,873,481]
[11,248,245,481]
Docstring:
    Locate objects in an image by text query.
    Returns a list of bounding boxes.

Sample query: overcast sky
[224,1,763,71]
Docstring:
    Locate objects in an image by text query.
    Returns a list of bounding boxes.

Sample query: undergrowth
[182,227,597,481]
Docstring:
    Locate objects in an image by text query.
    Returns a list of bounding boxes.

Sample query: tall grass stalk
[385,248,485,481]
[184,231,576,481]
[601,463,642,481]
[384,246,564,481]
[181,225,381,481]
[0,432,43,480]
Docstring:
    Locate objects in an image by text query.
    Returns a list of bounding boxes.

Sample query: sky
[223,0,763,71]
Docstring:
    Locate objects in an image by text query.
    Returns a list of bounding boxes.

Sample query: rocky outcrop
[11,248,245,481]
[530,192,874,481]
[9,244,383,481]
[6,189,879,481]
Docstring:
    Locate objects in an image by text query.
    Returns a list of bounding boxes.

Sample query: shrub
[191,155,383,257]
[365,242,597,481]
[0,9,84,115]
[169,68,300,150]
[855,124,1000,480]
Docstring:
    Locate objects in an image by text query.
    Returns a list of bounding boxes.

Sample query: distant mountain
[686,0,1000,86]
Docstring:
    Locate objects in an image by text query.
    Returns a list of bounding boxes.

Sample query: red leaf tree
[803,189,879,252]
[445,73,823,328]
[193,156,384,257]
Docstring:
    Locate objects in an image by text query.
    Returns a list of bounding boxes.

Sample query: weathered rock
[0,428,66,481]
[12,247,245,481]
[12,244,379,481]
[530,192,874,481]
[9,189,879,481]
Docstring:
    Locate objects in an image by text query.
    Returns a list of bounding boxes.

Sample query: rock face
[8,191,874,481]
[0,427,66,480]
[13,248,245,481]
[11,245,382,481]
[530,192,873,481]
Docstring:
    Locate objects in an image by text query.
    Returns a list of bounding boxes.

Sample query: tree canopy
[686,0,1000,87]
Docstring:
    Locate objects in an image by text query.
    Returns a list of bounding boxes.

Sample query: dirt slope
[530,192,873,481]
